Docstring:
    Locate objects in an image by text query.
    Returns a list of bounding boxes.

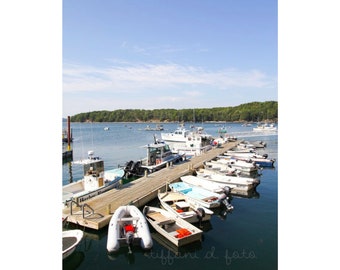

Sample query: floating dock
[62,140,240,230]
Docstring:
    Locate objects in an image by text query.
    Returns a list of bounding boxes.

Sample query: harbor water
[62,122,278,270]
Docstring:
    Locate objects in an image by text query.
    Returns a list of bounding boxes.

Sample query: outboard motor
[124,160,134,178]
[218,189,234,212]
[222,198,234,212]
[126,231,134,254]
[195,207,205,227]
[223,186,231,195]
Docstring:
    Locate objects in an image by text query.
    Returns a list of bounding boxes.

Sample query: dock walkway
[62,140,240,230]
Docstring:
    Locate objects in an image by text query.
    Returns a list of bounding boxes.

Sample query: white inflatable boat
[106,205,153,253]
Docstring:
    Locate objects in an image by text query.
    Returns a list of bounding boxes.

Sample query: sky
[62,0,278,117]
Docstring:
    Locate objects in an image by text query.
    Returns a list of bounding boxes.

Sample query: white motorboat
[253,123,277,132]
[62,229,84,260]
[158,191,214,224]
[107,205,153,253]
[206,157,259,175]
[143,205,202,247]
[62,151,125,207]
[168,182,233,209]
[180,175,230,194]
[222,152,275,167]
[161,125,214,157]
[195,168,260,192]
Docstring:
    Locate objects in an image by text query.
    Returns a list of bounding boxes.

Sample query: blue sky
[63,0,277,117]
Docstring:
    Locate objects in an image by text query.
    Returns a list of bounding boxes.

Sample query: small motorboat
[143,205,202,247]
[168,181,233,209]
[106,205,153,253]
[158,191,214,224]
[62,229,84,260]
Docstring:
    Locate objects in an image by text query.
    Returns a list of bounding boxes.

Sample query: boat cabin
[143,142,173,166]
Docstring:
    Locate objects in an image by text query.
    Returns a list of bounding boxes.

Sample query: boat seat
[118,217,140,222]
[147,212,175,225]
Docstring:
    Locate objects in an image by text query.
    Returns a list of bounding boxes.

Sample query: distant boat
[62,151,125,208]
[106,205,153,253]
[63,229,84,260]
[144,124,164,131]
[143,205,203,247]
[104,127,110,131]
[253,123,277,132]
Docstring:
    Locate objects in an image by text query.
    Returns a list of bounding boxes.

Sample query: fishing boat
[158,191,214,224]
[123,136,185,177]
[62,151,125,207]
[168,182,233,209]
[143,205,203,247]
[107,205,153,253]
[62,229,84,259]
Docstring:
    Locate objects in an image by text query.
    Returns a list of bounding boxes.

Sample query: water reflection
[62,251,85,270]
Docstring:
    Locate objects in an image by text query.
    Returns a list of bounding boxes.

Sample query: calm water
[62,122,278,270]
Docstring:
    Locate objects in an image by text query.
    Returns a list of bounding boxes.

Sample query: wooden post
[106,204,111,214]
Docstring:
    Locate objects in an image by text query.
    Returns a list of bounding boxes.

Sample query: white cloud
[63,62,275,94]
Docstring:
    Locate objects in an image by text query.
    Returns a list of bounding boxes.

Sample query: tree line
[69,101,278,123]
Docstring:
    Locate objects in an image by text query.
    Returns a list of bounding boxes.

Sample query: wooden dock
[62,140,240,230]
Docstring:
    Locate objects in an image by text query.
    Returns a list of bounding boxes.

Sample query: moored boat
[195,168,260,192]
[123,137,185,177]
[62,229,84,260]
[143,205,203,247]
[168,181,233,209]
[161,124,214,157]
[180,175,230,194]
[106,205,153,253]
[158,191,214,224]
[62,151,125,207]
[206,157,260,175]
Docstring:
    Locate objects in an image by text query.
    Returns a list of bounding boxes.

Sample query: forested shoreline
[68,101,278,123]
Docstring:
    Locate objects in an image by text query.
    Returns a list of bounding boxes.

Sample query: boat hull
[158,191,213,223]
[168,182,223,209]
[143,206,202,247]
[106,205,153,252]
[62,230,84,260]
